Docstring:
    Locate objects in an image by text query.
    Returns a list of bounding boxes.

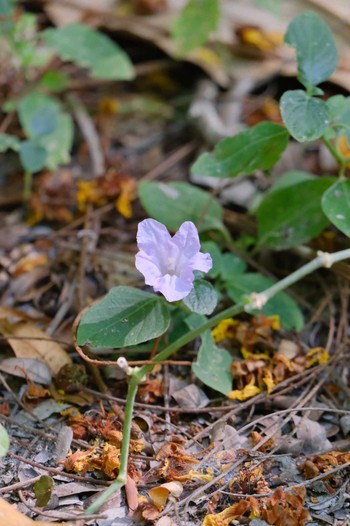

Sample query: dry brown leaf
[45,0,113,26]
[203,500,250,526]
[2,321,71,376]
[148,481,183,509]
[0,498,76,526]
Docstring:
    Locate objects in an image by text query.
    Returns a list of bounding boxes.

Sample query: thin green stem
[321,136,350,180]
[23,171,33,201]
[86,247,350,513]
[85,374,139,515]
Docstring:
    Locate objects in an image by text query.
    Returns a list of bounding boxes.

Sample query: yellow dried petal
[262,369,275,394]
[211,318,237,343]
[306,347,330,368]
[115,179,135,218]
[228,378,261,401]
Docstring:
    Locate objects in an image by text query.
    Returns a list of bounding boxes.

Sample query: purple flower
[135,219,212,302]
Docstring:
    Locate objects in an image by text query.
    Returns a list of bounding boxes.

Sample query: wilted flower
[135,218,212,302]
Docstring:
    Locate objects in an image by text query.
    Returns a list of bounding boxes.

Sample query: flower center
[166,256,178,276]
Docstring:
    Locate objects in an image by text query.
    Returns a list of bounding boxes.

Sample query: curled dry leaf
[148,481,183,509]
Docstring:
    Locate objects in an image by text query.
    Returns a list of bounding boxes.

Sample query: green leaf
[327,95,350,143]
[201,241,222,278]
[280,90,329,142]
[19,140,47,173]
[285,11,338,89]
[192,331,232,395]
[191,122,289,178]
[220,253,247,282]
[43,24,134,81]
[18,92,73,168]
[77,286,170,348]
[269,170,316,193]
[34,475,54,508]
[0,133,20,152]
[183,279,217,315]
[256,177,335,250]
[29,106,58,137]
[227,273,304,331]
[0,423,9,457]
[171,0,219,54]
[321,180,350,238]
[138,181,224,233]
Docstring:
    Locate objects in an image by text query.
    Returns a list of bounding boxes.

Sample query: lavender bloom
[135,219,212,302]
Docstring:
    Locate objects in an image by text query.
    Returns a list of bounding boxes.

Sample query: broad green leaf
[0,133,20,152]
[29,106,58,137]
[326,95,350,143]
[269,171,316,193]
[327,95,350,128]
[18,93,73,168]
[0,423,9,457]
[227,273,304,331]
[19,140,47,173]
[77,286,170,348]
[285,11,338,89]
[43,24,134,81]
[171,0,219,54]
[321,180,350,238]
[256,177,335,250]
[280,90,329,142]
[183,279,217,315]
[192,331,232,395]
[138,181,224,233]
[201,241,222,278]
[191,122,289,178]
[34,475,54,507]
[220,253,247,282]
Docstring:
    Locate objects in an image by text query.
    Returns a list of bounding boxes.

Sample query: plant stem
[85,374,139,515]
[23,171,33,201]
[321,136,350,180]
[86,247,350,513]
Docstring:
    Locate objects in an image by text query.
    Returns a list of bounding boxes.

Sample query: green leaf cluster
[281,11,337,142]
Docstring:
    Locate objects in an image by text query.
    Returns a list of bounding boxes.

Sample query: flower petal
[153,274,193,302]
[135,251,163,285]
[172,221,200,258]
[136,218,173,274]
[192,251,212,273]
[137,218,172,253]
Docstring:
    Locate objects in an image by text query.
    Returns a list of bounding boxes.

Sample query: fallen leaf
[148,481,183,509]
[1,321,71,376]
[0,498,76,526]
[0,358,52,385]
[203,500,250,526]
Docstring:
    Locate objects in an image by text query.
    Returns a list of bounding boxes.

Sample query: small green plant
[0,0,134,196]
[72,10,350,513]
